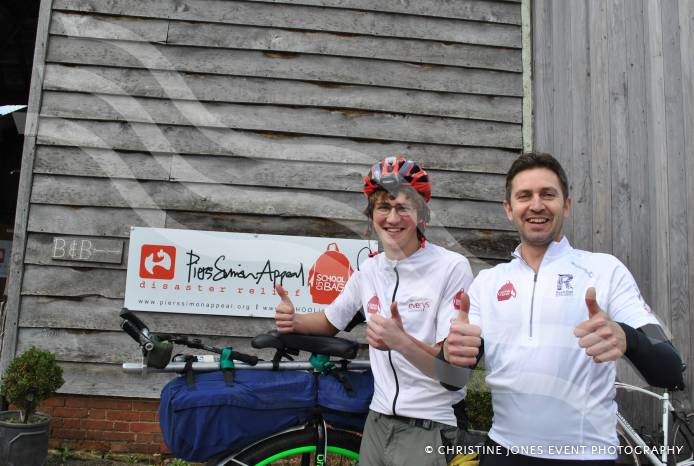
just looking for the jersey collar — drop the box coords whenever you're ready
[512,236,573,266]
[380,241,428,270]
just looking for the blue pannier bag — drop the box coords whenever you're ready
[159,369,317,462]
[318,369,374,430]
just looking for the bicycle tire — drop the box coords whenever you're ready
[208,426,362,466]
[617,424,641,466]
[670,417,694,466]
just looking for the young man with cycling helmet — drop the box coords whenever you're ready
[275,156,474,466]
[444,152,684,465]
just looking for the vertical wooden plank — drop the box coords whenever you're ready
[679,0,694,393]
[588,0,611,253]
[531,0,554,155]
[607,0,630,265]
[521,0,533,151]
[551,0,574,242]
[661,0,689,381]
[0,0,54,374]
[569,0,592,251]
[625,0,651,305]
[624,6,656,430]
[642,3,678,428]
[611,0,648,424]
[644,0,671,331]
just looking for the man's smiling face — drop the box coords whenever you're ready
[503,167,572,248]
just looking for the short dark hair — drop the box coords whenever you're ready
[505,152,569,202]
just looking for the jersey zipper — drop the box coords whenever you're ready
[529,272,538,338]
[388,266,400,416]
[512,251,544,340]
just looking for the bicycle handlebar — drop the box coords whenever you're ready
[121,320,154,351]
[120,309,150,335]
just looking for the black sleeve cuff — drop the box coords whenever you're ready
[437,346,462,391]
[618,322,641,358]
[617,322,685,390]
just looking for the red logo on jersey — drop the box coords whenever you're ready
[139,245,176,280]
[367,295,380,314]
[453,289,465,310]
[497,281,516,301]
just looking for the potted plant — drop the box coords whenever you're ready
[0,346,64,466]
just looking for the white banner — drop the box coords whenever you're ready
[124,227,375,317]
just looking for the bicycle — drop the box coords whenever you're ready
[120,309,370,466]
[615,381,694,466]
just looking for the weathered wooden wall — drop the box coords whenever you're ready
[2,0,523,397]
[533,0,694,430]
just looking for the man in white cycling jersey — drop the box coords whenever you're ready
[275,156,474,466]
[444,152,684,466]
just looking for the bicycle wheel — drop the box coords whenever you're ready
[671,417,694,465]
[616,425,641,466]
[208,426,362,466]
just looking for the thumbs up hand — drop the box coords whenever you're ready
[445,291,482,367]
[367,302,409,351]
[574,287,627,362]
[275,284,297,333]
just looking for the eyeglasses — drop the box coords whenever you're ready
[374,204,415,217]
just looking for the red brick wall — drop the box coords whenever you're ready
[39,395,169,455]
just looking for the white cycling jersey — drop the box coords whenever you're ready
[468,237,660,460]
[326,242,474,426]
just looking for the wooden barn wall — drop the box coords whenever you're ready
[2,0,523,397]
[532,0,694,430]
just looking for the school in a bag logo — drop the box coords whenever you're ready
[307,243,353,304]
[139,245,176,279]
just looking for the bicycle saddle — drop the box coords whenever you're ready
[252,331,359,359]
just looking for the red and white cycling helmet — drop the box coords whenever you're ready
[363,156,431,202]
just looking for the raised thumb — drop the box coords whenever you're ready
[275,284,292,304]
[390,301,401,321]
[585,287,600,318]
[458,291,470,323]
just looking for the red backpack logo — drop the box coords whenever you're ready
[367,295,380,314]
[453,289,465,310]
[139,245,176,279]
[497,281,517,302]
[308,243,354,304]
